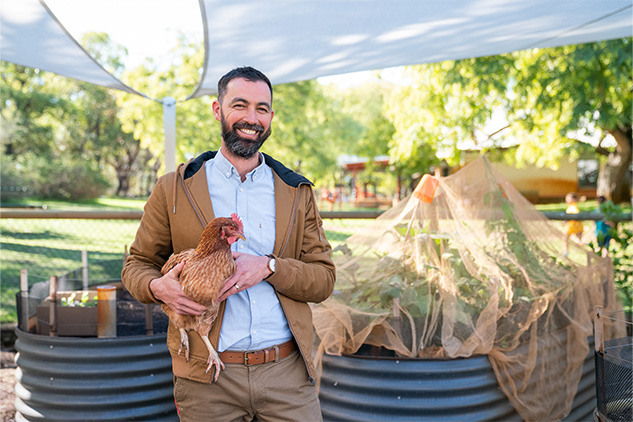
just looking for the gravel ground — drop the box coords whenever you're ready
[0,348,17,422]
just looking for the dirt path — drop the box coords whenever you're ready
[0,349,16,422]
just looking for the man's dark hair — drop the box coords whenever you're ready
[217,66,273,103]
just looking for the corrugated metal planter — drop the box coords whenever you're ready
[14,328,177,421]
[320,348,596,422]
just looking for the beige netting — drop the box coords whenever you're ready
[313,156,624,421]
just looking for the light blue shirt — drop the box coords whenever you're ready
[205,149,293,352]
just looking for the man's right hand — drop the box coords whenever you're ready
[149,261,206,316]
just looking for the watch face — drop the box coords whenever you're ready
[270,258,276,272]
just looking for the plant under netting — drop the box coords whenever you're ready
[313,157,625,421]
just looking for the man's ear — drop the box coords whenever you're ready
[212,100,221,122]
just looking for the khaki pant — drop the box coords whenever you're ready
[173,351,322,422]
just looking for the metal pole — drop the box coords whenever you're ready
[163,97,177,174]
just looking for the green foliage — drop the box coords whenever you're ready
[264,80,340,181]
[610,225,633,311]
[1,153,110,200]
[61,291,99,308]
[1,33,155,198]
[386,38,632,201]
[587,200,633,310]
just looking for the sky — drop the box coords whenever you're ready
[44,0,399,88]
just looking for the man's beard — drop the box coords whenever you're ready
[221,115,271,159]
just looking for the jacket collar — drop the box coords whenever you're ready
[183,150,313,188]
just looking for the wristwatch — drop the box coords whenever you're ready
[266,254,276,275]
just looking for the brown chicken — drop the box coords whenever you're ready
[160,213,245,381]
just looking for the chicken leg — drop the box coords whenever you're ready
[200,334,225,381]
[178,328,190,361]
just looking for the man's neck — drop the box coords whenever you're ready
[221,147,262,182]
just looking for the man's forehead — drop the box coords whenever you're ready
[224,78,272,102]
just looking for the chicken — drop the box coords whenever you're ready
[160,213,245,381]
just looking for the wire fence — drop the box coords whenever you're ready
[1,210,631,324]
[0,211,381,322]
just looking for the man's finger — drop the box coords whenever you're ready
[217,275,237,301]
[170,261,186,276]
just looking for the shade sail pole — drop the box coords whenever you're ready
[163,97,177,173]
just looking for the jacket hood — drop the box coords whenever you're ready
[182,150,313,188]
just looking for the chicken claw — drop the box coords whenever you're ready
[201,335,225,381]
[178,328,190,361]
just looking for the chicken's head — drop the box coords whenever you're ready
[221,213,245,245]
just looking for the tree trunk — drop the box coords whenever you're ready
[597,126,632,203]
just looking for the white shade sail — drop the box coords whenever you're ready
[190,0,632,98]
[1,0,631,100]
[0,0,145,96]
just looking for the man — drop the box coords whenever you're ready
[122,66,335,421]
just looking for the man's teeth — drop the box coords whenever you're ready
[240,128,257,135]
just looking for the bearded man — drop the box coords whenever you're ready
[122,66,335,422]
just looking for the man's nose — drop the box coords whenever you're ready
[243,106,257,123]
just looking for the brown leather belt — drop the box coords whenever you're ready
[219,340,297,366]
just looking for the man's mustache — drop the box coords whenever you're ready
[233,122,264,133]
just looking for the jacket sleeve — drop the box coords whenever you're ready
[267,185,335,303]
[121,175,174,304]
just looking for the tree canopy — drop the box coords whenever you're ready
[386,38,632,202]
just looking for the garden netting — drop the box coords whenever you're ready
[312,156,625,421]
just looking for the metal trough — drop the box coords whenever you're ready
[14,328,177,421]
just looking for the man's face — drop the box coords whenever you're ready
[213,78,274,159]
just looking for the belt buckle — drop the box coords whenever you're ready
[244,351,253,366]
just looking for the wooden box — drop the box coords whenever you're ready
[36,290,98,337]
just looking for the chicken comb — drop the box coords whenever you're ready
[231,213,244,231]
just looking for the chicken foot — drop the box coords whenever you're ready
[200,334,225,381]
[178,328,190,361]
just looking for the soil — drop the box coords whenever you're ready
[1,348,16,422]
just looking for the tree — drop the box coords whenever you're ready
[266,80,342,183]
[386,38,632,202]
[1,33,154,198]
[510,39,632,202]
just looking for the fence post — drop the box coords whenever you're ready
[49,276,58,337]
[594,306,604,353]
[20,269,29,331]
[82,250,89,290]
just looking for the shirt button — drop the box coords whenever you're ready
[226,171,230,177]
[239,187,244,192]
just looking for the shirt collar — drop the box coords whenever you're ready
[214,148,268,182]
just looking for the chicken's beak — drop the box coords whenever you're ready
[237,233,246,242]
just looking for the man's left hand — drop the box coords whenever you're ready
[217,252,272,302]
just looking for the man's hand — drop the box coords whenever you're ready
[217,252,272,302]
[149,261,206,315]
